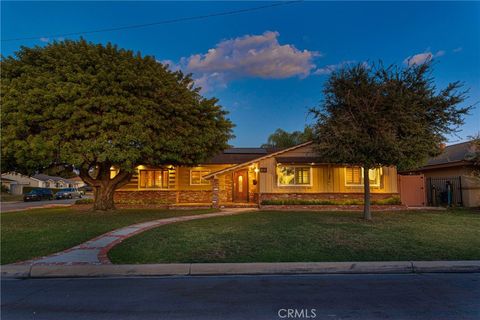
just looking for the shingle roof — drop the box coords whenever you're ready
[275,156,325,164]
[424,141,477,167]
[204,147,283,164]
[32,174,74,183]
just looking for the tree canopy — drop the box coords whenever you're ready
[1,39,234,210]
[311,62,470,219]
[261,126,314,149]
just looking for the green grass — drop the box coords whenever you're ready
[109,209,480,264]
[0,208,216,264]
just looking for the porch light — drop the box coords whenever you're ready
[254,167,260,174]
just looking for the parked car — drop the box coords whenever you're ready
[78,185,93,195]
[23,188,54,201]
[55,188,82,200]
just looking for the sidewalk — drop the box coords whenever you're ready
[3,260,479,278]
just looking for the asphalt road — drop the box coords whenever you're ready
[2,273,479,320]
[1,196,91,212]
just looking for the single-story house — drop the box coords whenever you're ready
[114,141,399,207]
[401,140,480,207]
[0,172,84,194]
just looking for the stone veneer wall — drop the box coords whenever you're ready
[115,191,177,204]
[115,190,213,204]
[178,190,212,203]
[260,193,399,202]
[219,174,233,203]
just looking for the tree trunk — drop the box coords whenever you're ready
[363,167,372,220]
[93,183,117,211]
[79,164,132,211]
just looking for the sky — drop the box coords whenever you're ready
[2,1,479,147]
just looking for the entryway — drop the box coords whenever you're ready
[233,170,248,202]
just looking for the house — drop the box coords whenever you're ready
[0,172,84,195]
[114,141,399,207]
[401,140,480,207]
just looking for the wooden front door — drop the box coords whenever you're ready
[233,170,248,202]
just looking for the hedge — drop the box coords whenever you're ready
[260,196,402,206]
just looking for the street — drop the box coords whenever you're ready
[1,196,90,212]
[2,273,479,320]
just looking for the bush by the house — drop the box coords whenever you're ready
[114,199,172,205]
[75,198,94,204]
[261,196,401,206]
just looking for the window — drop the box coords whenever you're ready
[139,170,169,189]
[190,170,210,185]
[345,167,382,187]
[277,166,311,186]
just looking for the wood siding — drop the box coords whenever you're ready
[257,144,398,194]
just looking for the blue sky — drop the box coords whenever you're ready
[2,1,479,147]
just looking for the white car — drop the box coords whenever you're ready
[55,188,82,199]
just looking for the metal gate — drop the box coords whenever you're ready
[426,176,463,207]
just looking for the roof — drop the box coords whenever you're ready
[32,174,74,183]
[204,147,282,164]
[204,141,314,178]
[276,156,325,164]
[423,141,477,168]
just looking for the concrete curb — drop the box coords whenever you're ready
[2,261,479,279]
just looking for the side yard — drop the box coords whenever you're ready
[0,208,216,265]
[109,209,480,263]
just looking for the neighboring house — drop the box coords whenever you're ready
[32,174,79,189]
[115,141,399,206]
[67,176,86,188]
[0,172,83,194]
[401,140,480,207]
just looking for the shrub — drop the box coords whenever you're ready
[114,199,172,205]
[261,196,401,206]
[75,198,94,204]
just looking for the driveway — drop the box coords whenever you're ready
[2,273,479,319]
[1,196,91,213]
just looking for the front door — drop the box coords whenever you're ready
[233,170,248,202]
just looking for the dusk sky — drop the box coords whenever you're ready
[2,1,479,147]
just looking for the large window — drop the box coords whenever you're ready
[345,167,381,187]
[139,170,169,189]
[190,170,210,185]
[277,166,311,186]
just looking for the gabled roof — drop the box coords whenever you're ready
[32,174,74,183]
[204,141,314,178]
[203,147,283,164]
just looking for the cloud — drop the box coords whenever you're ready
[313,60,356,75]
[39,37,50,43]
[180,31,319,91]
[404,50,445,66]
[453,47,463,53]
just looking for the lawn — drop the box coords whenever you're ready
[109,209,480,264]
[0,207,216,264]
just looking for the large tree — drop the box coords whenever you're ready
[261,126,314,148]
[311,62,470,220]
[1,40,234,210]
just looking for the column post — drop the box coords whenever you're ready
[212,177,220,208]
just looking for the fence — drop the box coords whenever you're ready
[426,176,463,207]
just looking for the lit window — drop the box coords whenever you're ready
[139,170,169,189]
[345,167,381,186]
[277,166,311,186]
[190,170,210,185]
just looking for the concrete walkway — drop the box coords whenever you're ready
[14,208,257,266]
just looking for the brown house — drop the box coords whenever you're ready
[114,141,399,207]
[401,140,480,207]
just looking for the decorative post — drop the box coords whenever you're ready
[212,177,220,208]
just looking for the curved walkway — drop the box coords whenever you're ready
[15,208,257,266]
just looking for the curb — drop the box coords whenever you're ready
[2,261,479,279]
